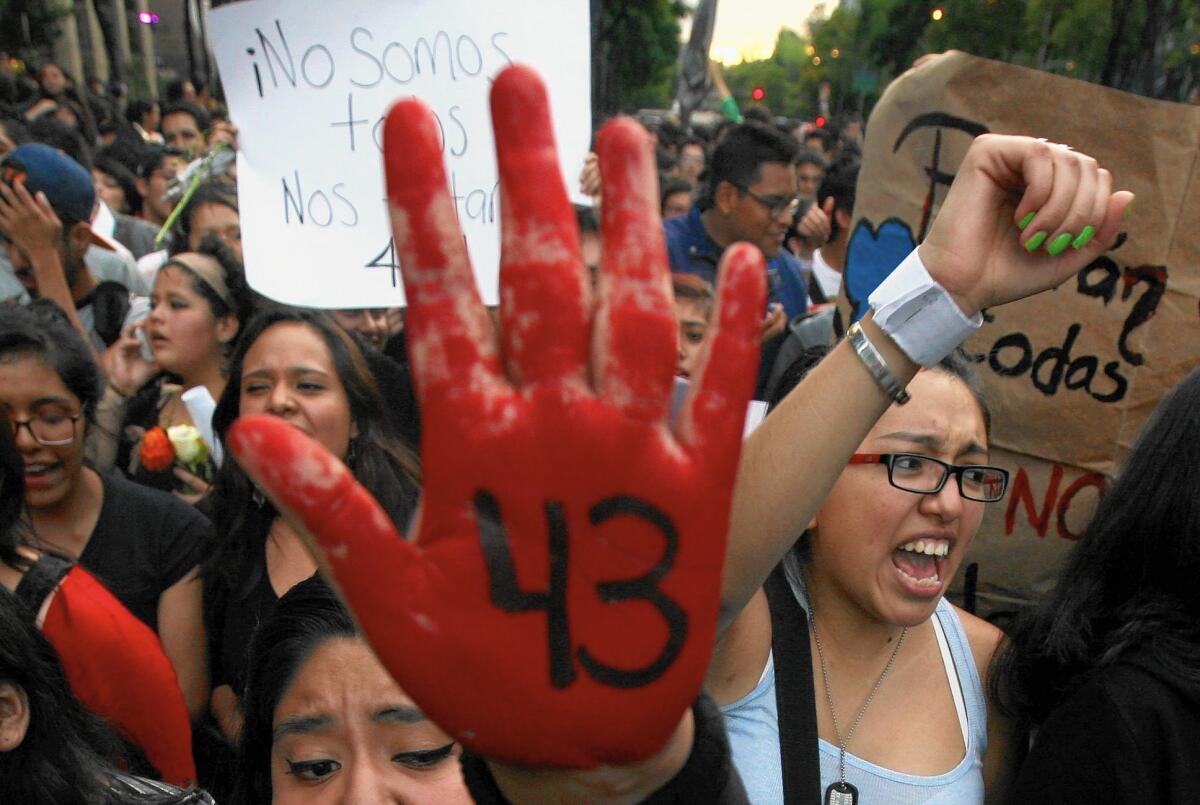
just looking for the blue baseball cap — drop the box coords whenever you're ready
[2,143,96,223]
[1,143,115,250]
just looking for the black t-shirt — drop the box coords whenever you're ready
[1008,656,1200,804]
[205,563,296,693]
[378,331,421,451]
[79,471,212,631]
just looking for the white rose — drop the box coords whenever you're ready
[167,424,209,466]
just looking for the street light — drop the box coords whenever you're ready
[831,48,841,59]
[812,56,822,66]
[931,7,945,20]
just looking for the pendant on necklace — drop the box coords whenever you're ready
[825,780,858,805]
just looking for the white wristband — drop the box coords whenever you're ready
[867,248,983,367]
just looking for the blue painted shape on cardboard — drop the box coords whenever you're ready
[844,217,917,323]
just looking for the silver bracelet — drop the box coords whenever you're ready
[848,321,910,405]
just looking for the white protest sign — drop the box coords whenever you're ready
[209,0,591,307]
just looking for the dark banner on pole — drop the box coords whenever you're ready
[675,0,718,128]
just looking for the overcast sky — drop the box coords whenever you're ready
[692,0,831,64]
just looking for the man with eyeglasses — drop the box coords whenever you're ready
[663,123,809,323]
[663,124,810,394]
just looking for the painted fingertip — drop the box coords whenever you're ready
[382,99,446,203]
[596,116,653,160]
[491,64,551,151]
[1025,231,1048,253]
[718,243,768,339]
[1018,211,1036,230]
[1071,226,1096,249]
[1046,233,1073,257]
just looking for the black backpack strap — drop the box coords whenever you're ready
[14,552,74,617]
[764,561,822,805]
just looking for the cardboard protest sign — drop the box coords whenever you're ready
[209,0,590,307]
[838,51,1200,617]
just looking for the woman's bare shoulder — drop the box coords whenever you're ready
[951,603,1005,679]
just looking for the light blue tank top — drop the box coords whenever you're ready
[721,561,988,805]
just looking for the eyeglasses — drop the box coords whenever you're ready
[10,410,83,446]
[736,186,802,218]
[849,453,1009,502]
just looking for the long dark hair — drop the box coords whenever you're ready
[0,412,28,570]
[205,308,420,597]
[231,576,356,804]
[0,587,118,800]
[0,586,210,803]
[123,235,259,438]
[992,366,1200,726]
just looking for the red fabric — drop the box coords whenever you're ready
[41,566,195,785]
[227,66,765,770]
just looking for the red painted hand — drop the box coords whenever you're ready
[227,65,765,768]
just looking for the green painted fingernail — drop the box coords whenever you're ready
[1071,225,1095,249]
[1018,211,1036,230]
[1047,233,1073,256]
[1025,231,1048,252]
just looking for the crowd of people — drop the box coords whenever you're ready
[0,50,1192,805]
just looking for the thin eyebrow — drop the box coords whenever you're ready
[373,705,426,725]
[960,443,990,460]
[273,714,334,741]
[23,396,77,413]
[243,367,330,380]
[879,431,942,451]
[879,431,989,459]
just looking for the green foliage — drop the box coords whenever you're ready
[924,0,1028,61]
[593,0,688,114]
[0,0,70,66]
[724,31,805,118]
[720,0,1196,123]
[722,8,874,120]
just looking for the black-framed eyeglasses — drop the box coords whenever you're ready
[849,452,1009,502]
[735,186,802,218]
[9,410,83,446]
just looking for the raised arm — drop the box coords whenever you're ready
[0,181,93,350]
[720,134,1132,618]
